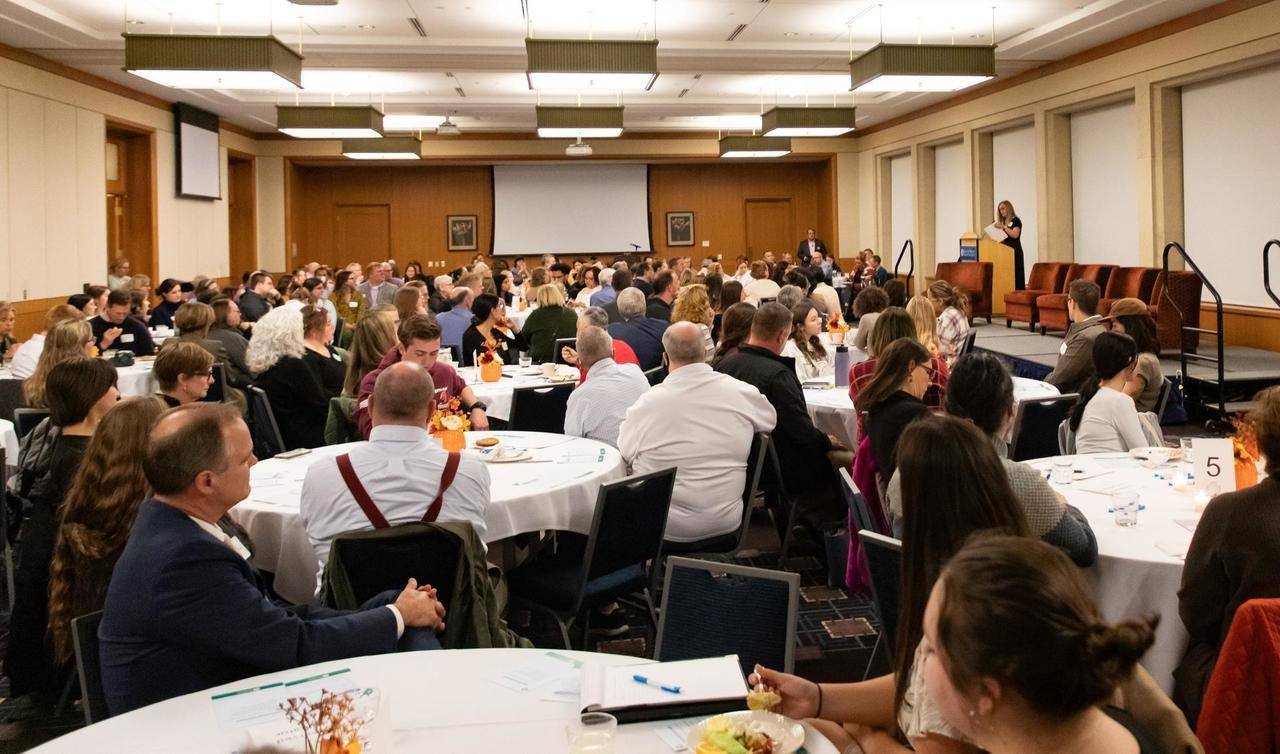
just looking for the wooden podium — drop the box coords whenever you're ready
[977,238,1015,316]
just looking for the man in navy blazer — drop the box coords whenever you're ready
[795,228,827,266]
[607,288,668,371]
[99,403,447,715]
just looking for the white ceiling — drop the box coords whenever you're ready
[0,0,1222,134]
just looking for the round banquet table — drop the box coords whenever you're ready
[1027,452,1197,693]
[458,363,580,423]
[229,431,625,604]
[1,419,16,466]
[29,649,839,754]
[506,305,535,332]
[113,360,157,397]
[801,375,1057,450]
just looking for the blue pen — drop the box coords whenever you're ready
[632,674,682,694]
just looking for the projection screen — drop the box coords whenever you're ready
[491,163,651,256]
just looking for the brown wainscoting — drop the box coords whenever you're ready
[9,295,71,342]
[1201,303,1280,351]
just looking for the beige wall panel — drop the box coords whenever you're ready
[0,89,9,300]
[43,99,80,296]
[256,156,286,272]
[7,90,47,301]
[75,108,106,288]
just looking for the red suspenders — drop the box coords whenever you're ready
[335,451,461,528]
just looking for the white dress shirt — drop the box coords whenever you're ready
[10,333,44,379]
[299,424,491,578]
[564,358,651,447]
[743,279,781,305]
[617,363,776,542]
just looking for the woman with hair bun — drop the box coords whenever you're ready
[921,535,1161,753]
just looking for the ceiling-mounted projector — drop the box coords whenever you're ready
[565,137,592,157]
[436,115,460,135]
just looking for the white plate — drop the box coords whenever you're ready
[685,711,804,754]
[1130,446,1175,466]
[477,449,532,463]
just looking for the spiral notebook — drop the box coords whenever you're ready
[579,655,748,724]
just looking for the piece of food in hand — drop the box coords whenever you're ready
[476,436,500,448]
[746,686,782,712]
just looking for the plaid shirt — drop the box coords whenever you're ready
[848,356,950,438]
[936,307,971,360]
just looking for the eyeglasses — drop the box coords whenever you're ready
[915,363,935,379]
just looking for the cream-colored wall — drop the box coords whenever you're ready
[840,0,1280,296]
[0,55,256,300]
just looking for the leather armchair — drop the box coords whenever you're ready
[1035,264,1117,334]
[934,262,993,324]
[1097,267,1159,316]
[1149,271,1203,353]
[1003,262,1070,329]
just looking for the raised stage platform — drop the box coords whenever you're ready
[972,320,1280,416]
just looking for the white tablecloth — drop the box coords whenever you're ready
[507,305,535,332]
[229,431,625,603]
[458,364,579,423]
[30,649,838,754]
[1,419,16,466]
[1031,453,1195,692]
[114,361,156,397]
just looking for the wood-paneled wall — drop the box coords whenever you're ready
[288,164,493,272]
[648,161,835,260]
[286,159,836,271]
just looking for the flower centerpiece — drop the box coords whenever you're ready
[279,688,372,754]
[430,397,470,452]
[478,340,504,383]
[1230,414,1263,490]
[827,312,847,345]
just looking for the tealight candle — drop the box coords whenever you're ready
[1171,472,1189,492]
[1194,489,1212,513]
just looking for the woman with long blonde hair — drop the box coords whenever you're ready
[46,397,166,667]
[995,199,1026,289]
[343,308,398,396]
[24,319,95,407]
[906,294,941,358]
[671,283,715,360]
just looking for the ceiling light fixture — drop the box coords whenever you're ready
[525,39,658,91]
[849,43,994,93]
[124,34,303,90]
[718,135,791,158]
[761,106,855,137]
[276,105,384,138]
[536,105,623,139]
[382,114,446,131]
[342,136,422,160]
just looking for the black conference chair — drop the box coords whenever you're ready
[839,467,884,535]
[508,383,574,434]
[655,557,799,676]
[1008,393,1079,462]
[71,610,109,725]
[858,530,902,681]
[201,363,226,404]
[321,524,464,617]
[553,338,576,365]
[663,432,768,557]
[13,408,49,440]
[760,439,801,560]
[506,468,676,648]
[246,386,286,459]
[642,366,666,386]
[1154,378,1174,424]
[957,330,978,357]
[0,378,25,424]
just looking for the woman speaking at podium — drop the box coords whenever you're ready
[994,199,1026,290]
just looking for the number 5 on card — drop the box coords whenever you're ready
[1192,438,1235,493]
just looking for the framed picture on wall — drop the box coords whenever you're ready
[666,211,694,247]
[447,215,478,251]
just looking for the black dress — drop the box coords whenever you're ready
[4,434,90,699]
[255,355,329,450]
[148,299,182,329]
[304,346,346,398]
[865,390,929,479]
[1000,216,1027,290]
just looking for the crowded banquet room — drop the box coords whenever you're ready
[2,0,1280,751]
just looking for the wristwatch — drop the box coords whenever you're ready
[468,401,488,413]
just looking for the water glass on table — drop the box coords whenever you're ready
[518,351,532,368]
[1112,490,1139,527]
[1050,456,1074,485]
[1179,436,1194,464]
[567,711,616,753]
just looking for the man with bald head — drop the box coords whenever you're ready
[99,403,448,715]
[563,326,650,447]
[619,322,776,548]
[302,361,491,567]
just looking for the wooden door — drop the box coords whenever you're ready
[744,198,794,259]
[335,204,391,268]
[227,155,257,278]
[106,194,125,261]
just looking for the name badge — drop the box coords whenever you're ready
[121,334,135,343]
[348,301,359,308]
[1059,342,1067,355]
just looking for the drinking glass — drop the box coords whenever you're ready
[1050,456,1074,485]
[567,712,616,754]
[519,352,532,368]
[1112,491,1139,527]
[1179,436,1194,464]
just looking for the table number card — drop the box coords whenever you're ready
[1192,438,1235,494]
